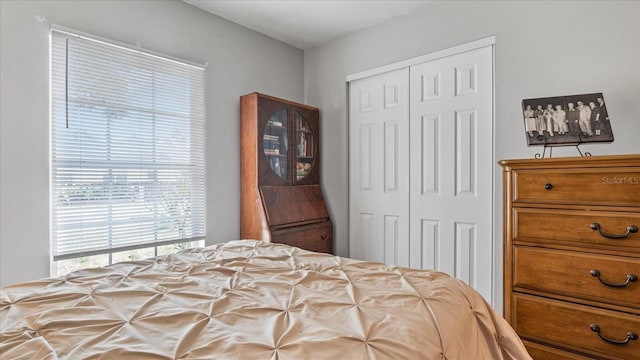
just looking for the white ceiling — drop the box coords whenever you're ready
[183,0,433,50]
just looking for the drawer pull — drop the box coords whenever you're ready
[590,223,638,239]
[544,183,553,190]
[321,234,328,241]
[590,324,638,345]
[590,269,638,288]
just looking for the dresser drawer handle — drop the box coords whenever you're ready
[590,324,638,345]
[590,223,638,239]
[544,183,553,190]
[321,234,328,241]
[590,269,638,288]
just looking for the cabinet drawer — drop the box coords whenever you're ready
[513,294,640,360]
[523,340,594,360]
[512,168,640,207]
[271,221,332,254]
[513,246,640,310]
[514,208,640,253]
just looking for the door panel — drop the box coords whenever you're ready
[409,45,493,301]
[348,45,494,303]
[349,68,410,266]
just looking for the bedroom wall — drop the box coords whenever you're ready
[0,0,304,287]
[303,0,640,310]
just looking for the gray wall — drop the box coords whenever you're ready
[304,0,640,310]
[0,0,304,287]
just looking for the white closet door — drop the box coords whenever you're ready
[349,68,410,266]
[409,46,493,300]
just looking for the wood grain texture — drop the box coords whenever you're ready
[500,155,640,360]
[271,221,332,254]
[513,294,640,360]
[514,208,640,255]
[513,246,640,311]
[240,94,268,240]
[513,168,640,207]
[260,185,329,226]
[523,340,595,360]
[240,93,332,253]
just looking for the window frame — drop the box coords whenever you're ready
[49,26,206,276]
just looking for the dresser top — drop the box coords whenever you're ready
[499,154,640,170]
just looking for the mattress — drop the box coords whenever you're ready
[1,240,531,359]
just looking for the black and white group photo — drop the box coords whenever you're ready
[522,92,614,146]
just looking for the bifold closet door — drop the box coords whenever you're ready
[409,45,493,301]
[348,68,410,266]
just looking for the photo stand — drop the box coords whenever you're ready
[534,132,593,159]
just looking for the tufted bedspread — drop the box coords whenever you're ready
[1,240,531,359]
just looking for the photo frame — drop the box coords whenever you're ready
[522,92,614,146]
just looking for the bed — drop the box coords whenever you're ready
[1,240,531,359]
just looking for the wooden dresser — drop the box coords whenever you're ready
[500,155,640,360]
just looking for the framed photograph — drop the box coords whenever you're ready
[522,92,614,146]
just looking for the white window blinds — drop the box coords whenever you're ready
[51,28,206,261]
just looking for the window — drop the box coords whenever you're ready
[50,27,206,276]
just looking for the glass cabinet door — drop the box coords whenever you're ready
[295,111,315,181]
[263,109,288,180]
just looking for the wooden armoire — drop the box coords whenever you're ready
[240,93,332,254]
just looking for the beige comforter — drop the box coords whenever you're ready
[1,240,531,359]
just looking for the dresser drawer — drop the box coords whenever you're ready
[513,294,640,360]
[512,168,640,207]
[513,246,640,310]
[271,221,332,254]
[514,208,640,253]
[523,340,594,360]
